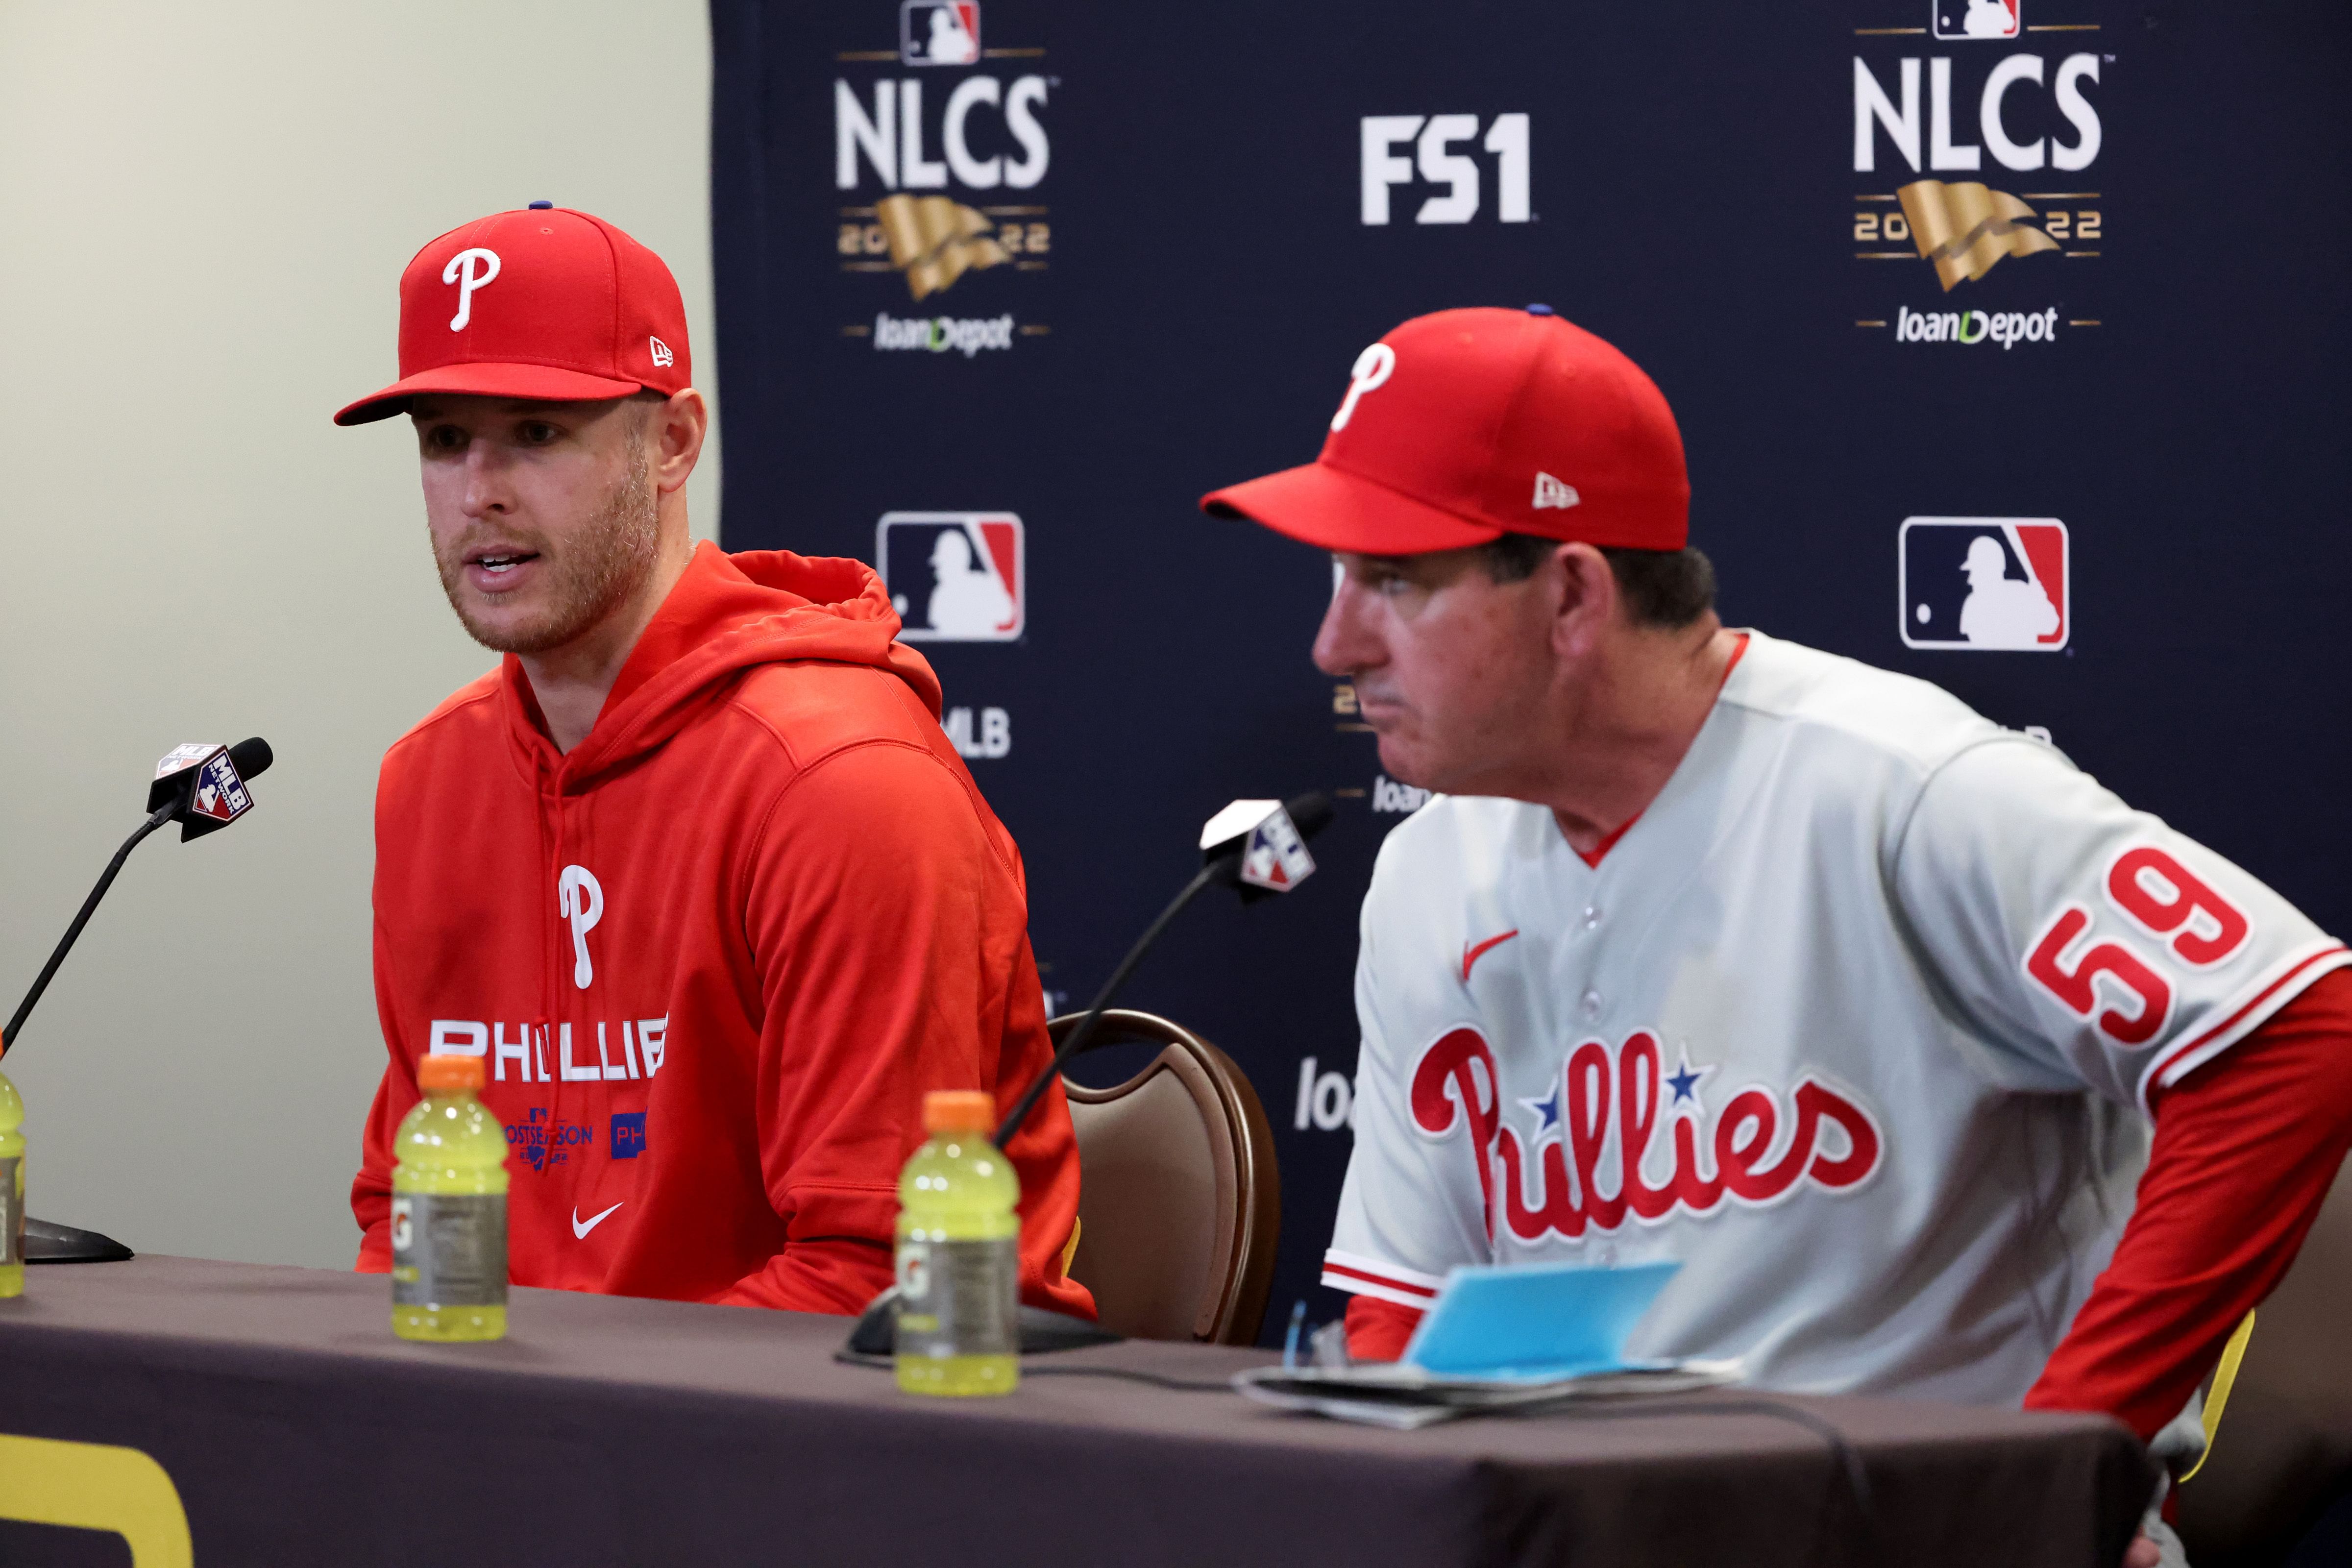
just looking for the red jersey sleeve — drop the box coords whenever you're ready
[714,739,1089,1318]
[2028,967,2352,1439]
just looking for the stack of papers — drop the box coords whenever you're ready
[1233,1358,1742,1430]
[1232,1258,1742,1429]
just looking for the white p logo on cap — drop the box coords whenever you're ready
[442,246,501,331]
[1330,342,1396,432]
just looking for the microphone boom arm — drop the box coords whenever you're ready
[992,861,1219,1148]
[0,802,176,1055]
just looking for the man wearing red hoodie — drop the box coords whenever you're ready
[334,203,1092,1320]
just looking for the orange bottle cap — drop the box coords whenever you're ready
[923,1089,995,1134]
[417,1054,487,1092]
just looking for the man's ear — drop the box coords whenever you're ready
[1547,541,1622,661]
[651,389,708,495]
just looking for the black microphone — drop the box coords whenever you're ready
[2,737,274,1054]
[147,736,274,842]
[845,792,1335,1357]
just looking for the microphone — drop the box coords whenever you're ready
[147,737,274,841]
[2,737,274,1054]
[1200,794,1334,902]
[845,792,1335,1357]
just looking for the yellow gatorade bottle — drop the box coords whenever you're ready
[391,1054,508,1342]
[0,1066,24,1299]
[894,1090,1020,1396]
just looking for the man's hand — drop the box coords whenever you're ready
[2122,1531,2160,1568]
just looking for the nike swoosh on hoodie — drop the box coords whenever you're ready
[349,542,1093,1323]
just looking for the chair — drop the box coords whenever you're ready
[2174,1156,2352,1568]
[1053,1009,1281,1346]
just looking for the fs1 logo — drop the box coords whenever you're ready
[901,1,979,64]
[1360,114,1530,225]
[878,512,1024,640]
[1935,0,2018,41]
[1900,517,2067,651]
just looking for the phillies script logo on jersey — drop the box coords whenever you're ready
[1410,1027,1884,1245]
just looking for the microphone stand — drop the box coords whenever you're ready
[2,802,175,1056]
[846,793,1329,1358]
[991,862,1218,1148]
[0,803,173,1265]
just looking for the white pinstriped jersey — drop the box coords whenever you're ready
[1324,632,2347,1402]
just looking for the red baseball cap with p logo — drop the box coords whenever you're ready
[334,203,690,426]
[1201,306,1690,555]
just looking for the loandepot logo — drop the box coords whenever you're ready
[1895,304,2058,346]
[871,311,1016,355]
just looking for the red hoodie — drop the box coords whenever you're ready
[352,541,1094,1319]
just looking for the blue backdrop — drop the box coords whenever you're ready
[708,0,2352,1342]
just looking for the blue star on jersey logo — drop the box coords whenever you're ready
[1665,1049,1713,1114]
[1520,1084,1563,1139]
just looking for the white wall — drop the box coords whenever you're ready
[0,1,719,1268]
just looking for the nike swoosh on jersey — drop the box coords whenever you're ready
[572,1201,624,1239]
[1462,929,1520,980]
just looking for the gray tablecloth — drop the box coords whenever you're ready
[0,1255,2153,1566]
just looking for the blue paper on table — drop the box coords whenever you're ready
[1400,1260,1681,1382]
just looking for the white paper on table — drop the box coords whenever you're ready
[1231,1358,1744,1429]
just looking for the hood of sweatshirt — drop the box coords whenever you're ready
[498,541,943,789]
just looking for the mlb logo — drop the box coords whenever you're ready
[611,1112,647,1160]
[1900,517,2068,651]
[878,512,1025,641]
[188,750,252,823]
[901,1,980,64]
[1933,0,2019,39]
[1240,811,1317,893]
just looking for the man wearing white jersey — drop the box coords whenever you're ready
[1203,306,2352,1564]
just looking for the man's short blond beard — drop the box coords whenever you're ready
[435,438,658,656]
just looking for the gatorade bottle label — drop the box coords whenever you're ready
[894,1236,1018,1359]
[0,1156,20,1268]
[391,1193,508,1308]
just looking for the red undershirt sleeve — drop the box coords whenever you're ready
[2027,966,2352,1440]
[1345,1292,1424,1363]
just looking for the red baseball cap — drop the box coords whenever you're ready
[334,203,691,426]
[1200,306,1689,554]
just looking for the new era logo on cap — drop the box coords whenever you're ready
[1533,472,1578,510]
[335,204,692,426]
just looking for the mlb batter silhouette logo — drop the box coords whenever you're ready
[1900,517,2068,651]
[878,512,1026,641]
[1934,0,2019,39]
[901,1,980,64]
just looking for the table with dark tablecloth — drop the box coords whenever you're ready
[0,1255,2153,1566]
